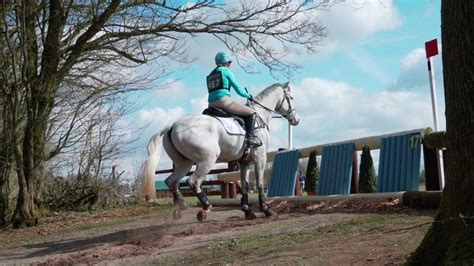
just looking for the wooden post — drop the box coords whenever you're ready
[221,182,229,199]
[229,182,237,198]
[295,172,302,196]
[351,150,359,194]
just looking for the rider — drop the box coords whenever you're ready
[207,52,262,148]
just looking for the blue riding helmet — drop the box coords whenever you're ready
[215,52,232,65]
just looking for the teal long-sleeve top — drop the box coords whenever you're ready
[208,66,251,102]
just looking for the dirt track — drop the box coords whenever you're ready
[0,199,435,265]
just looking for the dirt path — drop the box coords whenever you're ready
[0,199,436,265]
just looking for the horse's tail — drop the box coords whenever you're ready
[139,132,164,200]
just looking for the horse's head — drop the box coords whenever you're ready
[276,83,300,126]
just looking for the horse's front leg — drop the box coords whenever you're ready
[240,162,257,220]
[255,153,276,217]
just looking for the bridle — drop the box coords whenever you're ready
[248,86,298,124]
[276,87,297,121]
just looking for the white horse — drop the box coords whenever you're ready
[140,82,300,221]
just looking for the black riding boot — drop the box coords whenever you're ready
[244,113,262,148]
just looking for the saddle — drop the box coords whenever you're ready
[202,107,245,135]
[203,107,259,162]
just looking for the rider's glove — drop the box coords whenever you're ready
[248,94,253,101]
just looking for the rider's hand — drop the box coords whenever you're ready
[248,94,254,101]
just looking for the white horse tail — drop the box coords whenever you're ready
[139,132,163,200]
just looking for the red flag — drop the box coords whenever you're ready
[425,39,439,58]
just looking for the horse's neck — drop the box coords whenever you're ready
[254,87,282,126]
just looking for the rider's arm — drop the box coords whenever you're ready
[222,68,251,99]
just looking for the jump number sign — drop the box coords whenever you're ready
[409,133,421,149]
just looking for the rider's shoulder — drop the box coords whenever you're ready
[216,66,231,73]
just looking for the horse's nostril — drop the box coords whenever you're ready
[292,117,300,126]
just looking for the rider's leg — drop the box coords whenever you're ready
[209,97,262,147]
[242,113,262,147]
[209,96,254,115]
[187,159,216,210]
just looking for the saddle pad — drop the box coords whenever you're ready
[213,116,245,136]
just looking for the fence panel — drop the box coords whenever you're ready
[267,149,301,197]
[319,142,355,195]
[377,132,422,192]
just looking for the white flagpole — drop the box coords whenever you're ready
[288,123,293,149]
[427,54,445,189]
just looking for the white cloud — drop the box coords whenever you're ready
[185,1,403,69]
[391,46,444,92]
[138,106,186,137]
[186,35,230,68]
[315,0,403,56]
[287,77,444,151]
[190,95,209,114]
[154,79,190,99]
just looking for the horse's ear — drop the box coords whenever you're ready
[284,81,290,91]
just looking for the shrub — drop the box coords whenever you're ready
[304,150,320,194]
[358,145,377,193]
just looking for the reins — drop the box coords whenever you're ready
[248,89,295,119]
[249,98,282,117]
[247,87,296,131]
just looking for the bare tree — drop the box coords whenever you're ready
[0,0,326,227]
[43,102,132,211]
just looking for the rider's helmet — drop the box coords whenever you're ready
[215,52,232,65]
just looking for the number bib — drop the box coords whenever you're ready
[206,68,227,93]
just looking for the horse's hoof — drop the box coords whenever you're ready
[245,210,257,220]
[178,202,188,210]
[197,210,209,222]
[173,209,182,220]
[263,209,277,217]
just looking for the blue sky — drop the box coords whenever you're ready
[120,0,444,180]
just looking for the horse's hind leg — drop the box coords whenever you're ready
[187,160,216,222]
[163,130,193,216]
[165,162,193,211]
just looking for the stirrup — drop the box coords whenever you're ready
[246,137,262,148]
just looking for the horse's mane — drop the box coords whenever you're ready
[253,82,289,102]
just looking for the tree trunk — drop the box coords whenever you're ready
[0,154,10,226]
[408,1,474,264]
[11,90,51,227]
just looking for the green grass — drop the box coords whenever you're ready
[152,213,430,265]
[153,222,334,264]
